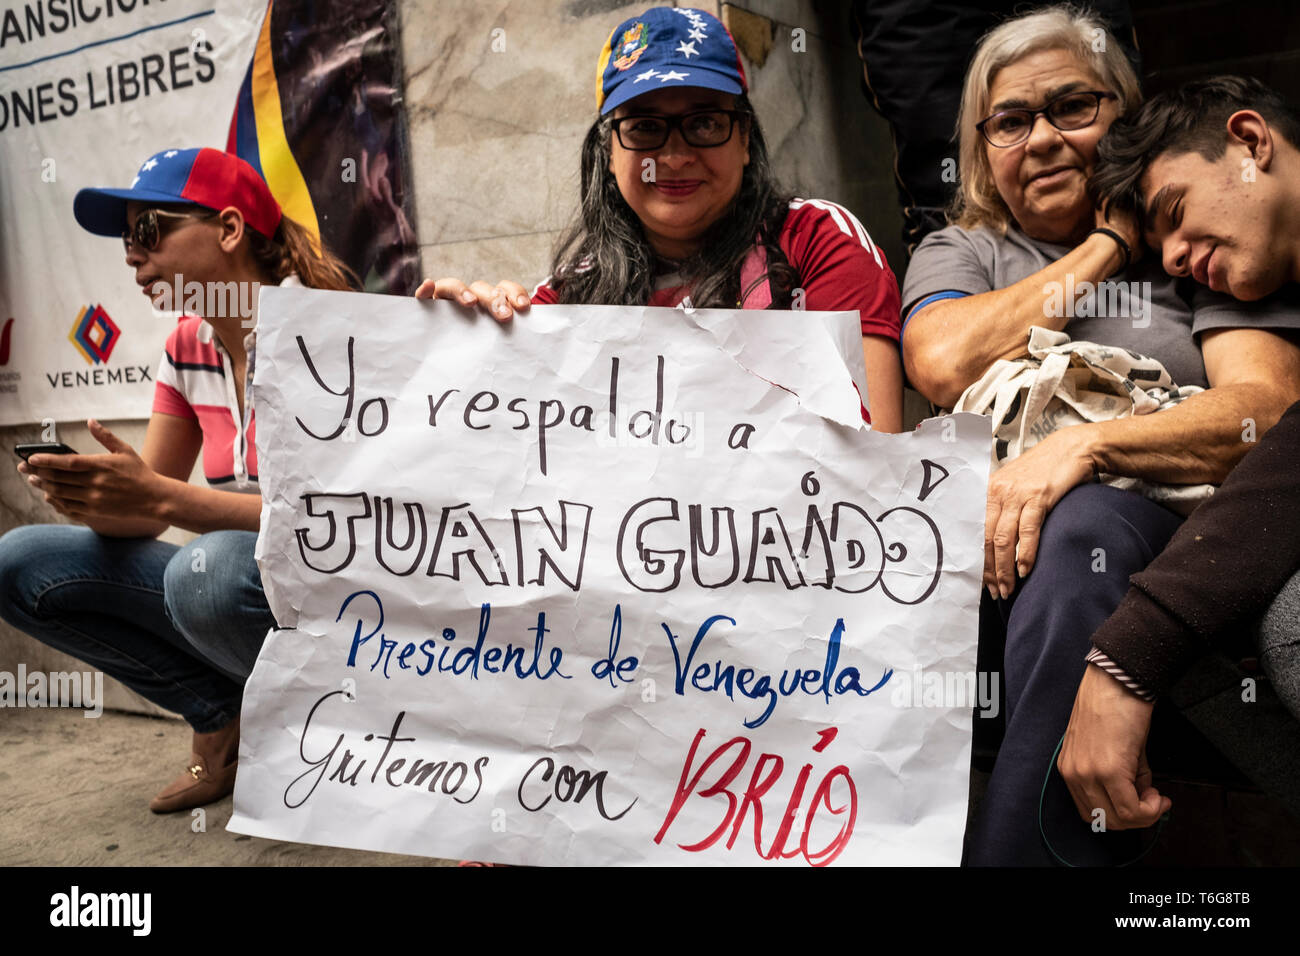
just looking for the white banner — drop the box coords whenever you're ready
[230,288,991,866]
[0,0,265,425]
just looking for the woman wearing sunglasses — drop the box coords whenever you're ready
[418,5,904,431]
[0,147,354,813]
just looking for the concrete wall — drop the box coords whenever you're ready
[401,0,905,286]
[0,0,905,717]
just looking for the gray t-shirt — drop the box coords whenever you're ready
[901,224,1300,389]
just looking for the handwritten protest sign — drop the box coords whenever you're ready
[228,289,991,865]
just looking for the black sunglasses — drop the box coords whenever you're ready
[121,208,218,253]
[611,109,749,150]
[976,90,1118,148]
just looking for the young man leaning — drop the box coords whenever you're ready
[1058,75,1300,834]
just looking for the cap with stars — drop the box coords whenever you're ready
[596,6,747,115]
[73,147,283,240]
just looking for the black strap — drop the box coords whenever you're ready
[1089,226,1131,275]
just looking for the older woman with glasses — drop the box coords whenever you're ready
[900,5,1300,865]
[0,148,354,814]
[419,5,904,431]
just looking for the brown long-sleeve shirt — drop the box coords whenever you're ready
[1090,400,1300,696]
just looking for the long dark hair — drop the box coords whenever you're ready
[550,93,800,308]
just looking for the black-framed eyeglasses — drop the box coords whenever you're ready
[611,109,748,150]
[121,208,217,253]
[976,90,1118,147]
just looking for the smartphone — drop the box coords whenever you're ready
[14,443,78,461]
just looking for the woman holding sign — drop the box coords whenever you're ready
[416,5,905,431]
[0,148,354,813]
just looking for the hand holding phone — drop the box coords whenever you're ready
[14,443,78,461]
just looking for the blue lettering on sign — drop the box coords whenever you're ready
[340,590,571,684]
[661,615,892,729]
[336,591,886,729]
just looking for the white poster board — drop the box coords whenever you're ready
[230,288,990,866]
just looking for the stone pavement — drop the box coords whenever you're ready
[0,707,449,866]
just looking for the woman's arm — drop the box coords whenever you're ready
[862,335,904,433]
[774,201,904,430]
[904,229,1129,408]
[150,477,262,535]
[982,326,1300,596]
[21,414,261,537]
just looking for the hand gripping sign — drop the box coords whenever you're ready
[228,289,990,866]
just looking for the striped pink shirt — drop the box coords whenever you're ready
[152,317,259,494]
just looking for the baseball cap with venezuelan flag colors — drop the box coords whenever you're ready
[74,147,283,240]
[596,7,748,115]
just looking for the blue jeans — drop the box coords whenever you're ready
[0,525,276,732]
[964,483,1185,866]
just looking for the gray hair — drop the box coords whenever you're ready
[951,4,1142,233]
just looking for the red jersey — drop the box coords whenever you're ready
[529,198,901,340]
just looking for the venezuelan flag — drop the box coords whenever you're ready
[595,26,617,113]
[222,0,419,294]
[226,0,320,243]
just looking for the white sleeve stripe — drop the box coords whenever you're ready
[168,374,228,409]
[794,198,852,242]
[790,198,883,268]
[807,199,860,243]
[155,358,181,390]
[531,276,553,297]
[808,199,882,267]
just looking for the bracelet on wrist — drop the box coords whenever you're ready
[1089,226,1131,275]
